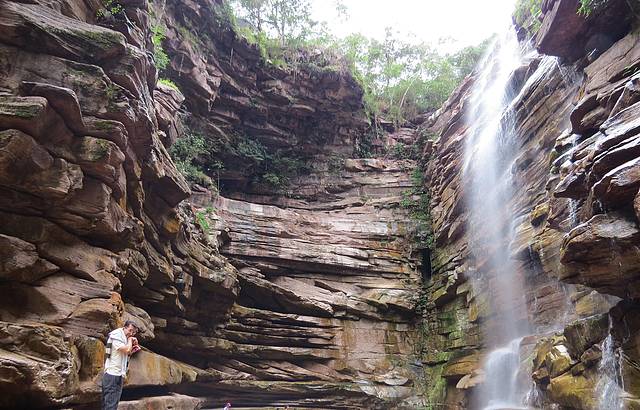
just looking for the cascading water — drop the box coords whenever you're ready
[463,27,534,410]
[596,327,625,409]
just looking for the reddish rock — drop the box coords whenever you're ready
[560,213,640,298]
[535,0,632,62]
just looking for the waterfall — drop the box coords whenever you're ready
[463,27,532,410]
[596,327,625,409]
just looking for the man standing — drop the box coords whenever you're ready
[102,320,141,410]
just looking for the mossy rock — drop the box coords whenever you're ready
[563,314,608,358]
[548,371,597,409]
[0,97,45,119]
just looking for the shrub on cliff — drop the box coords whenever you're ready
[226,1,487,126]
[231,0,317,47]
[169,133,222,188]
[338,30,489,124]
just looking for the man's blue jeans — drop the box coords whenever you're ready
[101,373,123,410]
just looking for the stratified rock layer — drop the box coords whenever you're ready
[0,0,424,408]
[420,3,640,408]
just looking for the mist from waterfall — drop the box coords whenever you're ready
[463,27,531,410]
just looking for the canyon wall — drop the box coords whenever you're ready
[0,0,427,408]
[419,0,640,408]
[3,0,640,408]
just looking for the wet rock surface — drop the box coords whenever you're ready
[420,2,640,408]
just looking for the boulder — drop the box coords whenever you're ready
[0,234,58,283]
[548,371,597,409]
[118,394,204,410]
[563,314,609,359]
[125,350,199,387]
[0,322,79,408]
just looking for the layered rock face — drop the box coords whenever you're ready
[0,0,425,408]
[184,156,423,408]
[419,0,640,408]
[0,0,242,407]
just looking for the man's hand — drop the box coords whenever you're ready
[127,337,140,355]
[131,337,141,354]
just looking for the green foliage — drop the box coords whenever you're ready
[418,128,438,143]
[158,78,180,91]
[236,137,268,163]
[336,30,490,125]
[226,0,349,73]
[224,1,487,125]
[195,210,211,233]
[354,128,376,158]
[104,83,119,102]
[578,0,606,16]
[515,0,605,29]
[169,133,221,187]
[152,24,170,71]
[96,0,124,19]
[231,0,316,47]
[175,161,212,187]
[218,0,240,27]
[391,143,416,160]
[262,172,285,187]
[176,23,201,50]
[227,134,309,188]
[400,168,434,250]
[262,153,308,188]
[327,153,345,175]
[514,0,543,33]
[195,207,216,234]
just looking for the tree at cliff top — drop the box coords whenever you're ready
[228,0,488,125]
[231,0,317,46]
[338,29,489,124]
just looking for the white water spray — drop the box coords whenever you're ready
[596,330,625,409]
[463,28,532,409]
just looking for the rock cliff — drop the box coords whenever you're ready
[419,0,640,408]
[0,0,425,408]
[3,0,640,408]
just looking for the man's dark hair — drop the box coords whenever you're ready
[124,320,139,330]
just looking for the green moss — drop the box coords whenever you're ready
[82,138,112,161]
[93,120,115,131]
[6,104,41,119]
[401,167,434,250]
[422,363,448,410]
[158,78,180,92]
[79,29,123,48]
[94,139,111,159]
[104,83,119,101]
[327,153,345,175]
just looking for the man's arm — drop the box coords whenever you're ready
[116,337,135,354]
